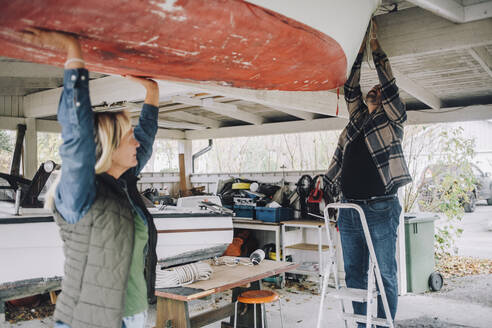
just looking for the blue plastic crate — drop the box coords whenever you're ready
[233,205,255,218]
[255,207,293,223]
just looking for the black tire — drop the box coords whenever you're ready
[429,271,443,291]
[464,193,476,213]
[487,198,492,206]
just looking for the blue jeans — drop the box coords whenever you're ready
[54,310,147,328]
[338,198,401,328]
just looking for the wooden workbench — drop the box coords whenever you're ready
[155,258,298,328]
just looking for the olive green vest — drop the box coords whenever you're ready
[53,175,136,328]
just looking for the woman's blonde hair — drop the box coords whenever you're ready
[45,110,132,211]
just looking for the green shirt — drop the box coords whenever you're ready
[124,214,149,316]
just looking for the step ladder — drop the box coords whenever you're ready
[316,203,394,328]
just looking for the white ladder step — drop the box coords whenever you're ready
[331,287,378,302]
[342,313,391,327]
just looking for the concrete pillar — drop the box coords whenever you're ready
[24,118,38,179]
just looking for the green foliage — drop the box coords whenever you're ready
[0,130,14,173]
[0,130,12,152]
[418,127,476,256]
[37,132,62,166]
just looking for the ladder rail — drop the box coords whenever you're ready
[316,206,347,328]
[326,202,394,328]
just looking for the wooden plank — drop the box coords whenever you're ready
[0,277,61,301]
[286,243,331,251]
[155,259,298,301]
[49,291,58,305]
[190,303,235,328]
[156,297,191,328]
[179,153,188,196]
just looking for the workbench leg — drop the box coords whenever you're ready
[155,297,191,328]
[226,281,265,328]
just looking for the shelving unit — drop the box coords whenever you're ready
[281,220,333,291]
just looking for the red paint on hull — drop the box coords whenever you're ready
[0,0,347,91]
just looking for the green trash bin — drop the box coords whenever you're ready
[404,213,442,293]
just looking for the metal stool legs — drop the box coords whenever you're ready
[233,298,284,328]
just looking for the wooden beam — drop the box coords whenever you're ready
[272,106,315,120]
[37,119,61,133]
[0,62,64,78]
[374,7,492,59]
[407,0,465,23]
[172,95,264,125]
[158,121,206,130]
[155,128,186,140]
[469,47,492,78]
[155,297,191,328]
[407,0,492,23]
[177,140,192,196]
[174,82,346,117]
[131,117,204,130]
[23,75,196,118]
[190,303,235,327]
[465,1,492,23]
[162,111,222,128]
[0,116,25,130]
[184,104,492,140]
[185,117,348,140]
[406,104,492,125]
[392,68,442,110]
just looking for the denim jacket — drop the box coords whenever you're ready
[54,68,158,224]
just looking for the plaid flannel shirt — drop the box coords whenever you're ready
[325,48,412,197]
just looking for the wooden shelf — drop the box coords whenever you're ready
[285,243,331,251]
[281,220,325,227]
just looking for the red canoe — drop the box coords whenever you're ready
[0,0,348,91]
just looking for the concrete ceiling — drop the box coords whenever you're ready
[0,2,491,140]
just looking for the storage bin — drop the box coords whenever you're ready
[233,205,255,218]
[255,207,293,223]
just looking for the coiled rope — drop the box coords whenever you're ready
[155,262,213,288]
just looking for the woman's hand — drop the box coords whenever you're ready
[22,28,76,51]
[124,76,159,107]
[21,28,84,68]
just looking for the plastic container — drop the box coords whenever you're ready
[234,205,255,219]
[404,213,441,293]
[255,207,293,223]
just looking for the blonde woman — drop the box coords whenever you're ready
[22,28,159,328]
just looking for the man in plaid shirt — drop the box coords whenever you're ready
[324,23,411,327]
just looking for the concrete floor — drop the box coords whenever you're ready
[5,275,492,328]
[4,206,492,328]
[455,202,492,259]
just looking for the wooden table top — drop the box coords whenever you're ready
[155,257,298,301]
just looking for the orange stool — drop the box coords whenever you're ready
[234,290,284,328]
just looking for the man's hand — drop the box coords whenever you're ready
[359,34,367,54]
[369,19,380,52]
[124,76,159,107]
